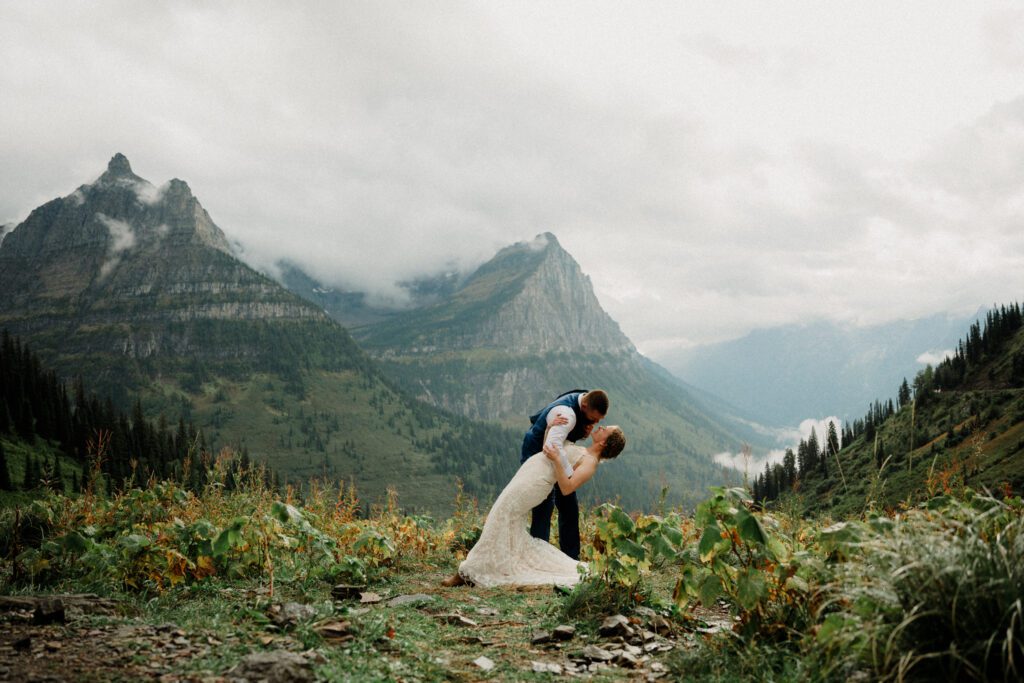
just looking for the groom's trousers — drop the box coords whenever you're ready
[529,486,581,561]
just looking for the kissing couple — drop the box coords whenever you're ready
[443,389,626,587]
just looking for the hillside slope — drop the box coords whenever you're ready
[0,154,520,513]
[765,304,1024,516]
[351,234,769,509]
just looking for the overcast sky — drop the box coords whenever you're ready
[3,1,1024,355]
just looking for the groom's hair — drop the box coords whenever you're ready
[582,390,609,416]
[600,428,626,460]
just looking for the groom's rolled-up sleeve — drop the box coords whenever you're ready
[544,407,575,478]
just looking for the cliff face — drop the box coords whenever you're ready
[349,233,764,508]
[0,154,525,515]
[358,233,634,355]
[0,154,329,368]
[471,235,634,354]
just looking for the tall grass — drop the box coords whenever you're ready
[820,493,1024,681]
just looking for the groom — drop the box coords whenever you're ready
[521,389,609,560]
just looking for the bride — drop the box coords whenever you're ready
[442,423,626,587]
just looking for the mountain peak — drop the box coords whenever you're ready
[358,232,634,355]
[106,153,133,177]
[538,231,559,247]
[165,178,193,197]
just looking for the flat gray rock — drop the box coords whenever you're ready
[227,650,314,683]
[599,614,633,637]
[387,593,435,608]
[553,624,576,640]
[474,655,495,671]
[581,645,615,662]
[269,602,317,627]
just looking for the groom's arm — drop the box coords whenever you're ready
[544,406,575,478]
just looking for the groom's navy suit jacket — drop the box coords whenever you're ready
[520,389,591,463]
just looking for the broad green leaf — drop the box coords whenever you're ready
[213,528,236,556]
[735,570,768,610]
[736,509,767,546]
[698,523,724,562]
[648,532,677,560]
[662,526,684,547]
[610,507,635,535]
[119,534,152,553]
[58,532,91,554]
[615,538,647,561]
[766,535,789,562]
[817,613,855,644]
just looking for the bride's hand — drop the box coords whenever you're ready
[550,414,569,427]
[543,444,560,462]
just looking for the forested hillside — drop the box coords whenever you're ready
[0,155,537,514]
[753,303,1024,516]
[0,330,232,498]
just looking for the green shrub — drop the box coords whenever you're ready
[818,493,1024,680]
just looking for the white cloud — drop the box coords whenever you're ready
[917,349,955,366]
[1,3,1023,349]
[132,180,165,206]
[96,212,136,279]
[715,416,841,473]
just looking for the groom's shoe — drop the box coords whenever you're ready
[441,573,466,587]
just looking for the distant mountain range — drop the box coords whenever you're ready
[278,233,772,508]
[0,154,765,511]
[651,313,982,427]
[0,154,524,513]
[786,305,1024,517]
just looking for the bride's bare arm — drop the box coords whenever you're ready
[544,444,596,495]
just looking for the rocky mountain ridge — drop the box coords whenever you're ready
[357,233,634,356]
[0,153,528,513]
[0,154,330,379]
[331,233,768,508]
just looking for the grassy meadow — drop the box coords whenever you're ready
[1,452,1021,682]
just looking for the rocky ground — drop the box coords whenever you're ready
[0,572,734,682]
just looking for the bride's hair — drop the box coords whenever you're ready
[600,428,626,460]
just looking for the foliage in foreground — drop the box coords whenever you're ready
[0,459,472,594]
[669,486,1024,682]
[2,469,1022,681]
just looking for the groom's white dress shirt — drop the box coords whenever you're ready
[543,396,582,479]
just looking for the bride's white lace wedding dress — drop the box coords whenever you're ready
[458,445,591,587]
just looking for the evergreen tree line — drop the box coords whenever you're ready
[752,421,841,503]
[752,301,1023,506]
[0,330,256,494]
[927,302,1023,395]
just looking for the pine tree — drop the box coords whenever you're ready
[898,378,911,409]
[50,453,63,493]
[0,441,12,491]
[826,421,840,457]
[23,454,38,490]
[782,448,797,489]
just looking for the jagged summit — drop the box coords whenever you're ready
[0,154,323,342]
[94,152,145,187]
[357,232,634,355]
[106,152,133,176]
